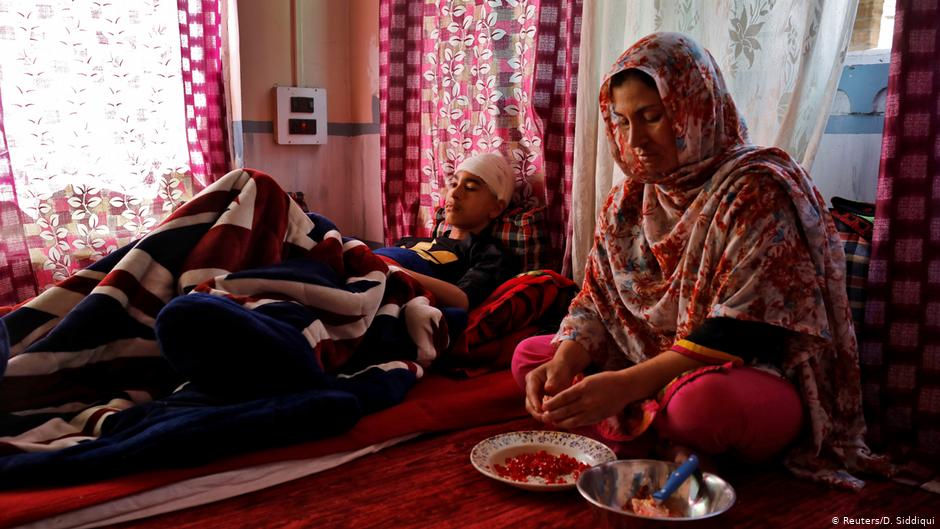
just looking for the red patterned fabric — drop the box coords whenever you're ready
[379,0,581,272]
[444,270,576,371]
[532,0,581,272]
[177,0,230,189]
[860,1,940,470]
[466,270,575,346]
[0,92,38,305]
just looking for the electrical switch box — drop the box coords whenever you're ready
[275,86,327,145]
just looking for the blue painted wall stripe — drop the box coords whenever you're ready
[239,120,379,136]
[824,115,885,135]
[242,120,273,133]
[231,119,245,166]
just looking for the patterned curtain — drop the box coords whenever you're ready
[532,1,580,274]
[178,0,230,188]
[379,0,581,266]
[569,0,858,283]
[0,0,228,294]
[0,91,37,305]
[861,0,939,474]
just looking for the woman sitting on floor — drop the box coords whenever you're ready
[511,32,890,489]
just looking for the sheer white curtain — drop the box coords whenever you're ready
[0,0,233,292]
[570,0,858,283]
[0,1,193,285]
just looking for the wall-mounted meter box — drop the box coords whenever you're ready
[274,86,327,145]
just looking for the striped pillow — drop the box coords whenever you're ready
[829,197,875,336]
[432,205,550,271]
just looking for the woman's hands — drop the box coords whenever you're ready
[524,340,591,420]
[525,346,707,430]
[525,340,639,429]
[538,370,639,429]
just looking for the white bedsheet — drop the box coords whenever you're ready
[18,434,420,529]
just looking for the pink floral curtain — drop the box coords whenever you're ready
[0,1,228,300]
[860,0,940,471]
[380,0,581,269]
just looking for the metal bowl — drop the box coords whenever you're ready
[576,459,736,528]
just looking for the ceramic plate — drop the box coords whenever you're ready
[470,430,616,491]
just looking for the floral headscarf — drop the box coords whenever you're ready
[600,32,748,189]
[557,33,890,489]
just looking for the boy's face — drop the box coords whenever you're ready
[445,171,504,233]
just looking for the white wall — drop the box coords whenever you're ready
[235,0,382,242]
[810,50,889,205]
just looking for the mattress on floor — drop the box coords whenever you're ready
[0,370,526,529]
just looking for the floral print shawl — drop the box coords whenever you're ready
[557,33,890,489]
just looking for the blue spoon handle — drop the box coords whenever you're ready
[653,454,700,503]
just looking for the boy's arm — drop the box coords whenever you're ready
[401,269,469,310]
[456,239,518,309]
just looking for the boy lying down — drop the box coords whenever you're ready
[374,151,519,310]
[0,156,521,486]
[153,152,520,396]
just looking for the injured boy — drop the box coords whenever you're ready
[151,153,520,395]
[375,152,519,310]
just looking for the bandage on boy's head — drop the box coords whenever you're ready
[455,152,515,207]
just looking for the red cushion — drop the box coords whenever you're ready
[441,270,576,373]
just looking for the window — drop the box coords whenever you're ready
[850,0,896,52]
[0,1,193,283]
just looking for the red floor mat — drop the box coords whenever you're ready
[123,417,940,529]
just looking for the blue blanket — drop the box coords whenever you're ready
[0,169,449,487]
